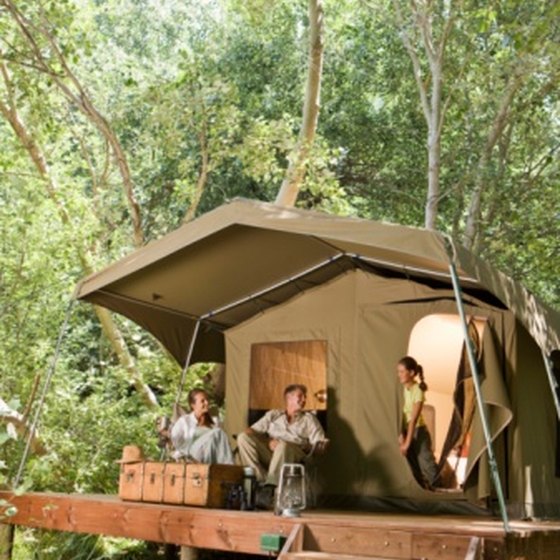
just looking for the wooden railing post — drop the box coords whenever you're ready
[180,546,198,560]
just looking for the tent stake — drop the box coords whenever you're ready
[13,298,75,488]
[541,350,560,422]
[449,263,510,533]
[175,319,201,406]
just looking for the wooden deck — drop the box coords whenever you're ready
[2,492,560,559]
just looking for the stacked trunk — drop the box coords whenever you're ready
[118,462,243,508]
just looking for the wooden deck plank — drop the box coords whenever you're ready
[2,492,560,559]
[411,532,484,560]
[304,525,413,559]
[280,554,397,560]
[1,492,295,554]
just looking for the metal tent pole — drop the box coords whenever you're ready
[173,255,345,405]
[448,262,510,533]
[174,319,201,406]
[13,298,75,488]
[200,254,345,321]
[542,350,560,422]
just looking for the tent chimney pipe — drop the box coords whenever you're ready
[449,262,510,533]
[542,350,560,422]
[175,319,201,406]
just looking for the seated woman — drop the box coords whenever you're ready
[170,388,234,464]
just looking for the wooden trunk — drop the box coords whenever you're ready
[118,462,144,501]
[142,462,165,503]
[163,463,187,505]
[184,464,243,508]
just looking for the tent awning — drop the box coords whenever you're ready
[75,198,560,363]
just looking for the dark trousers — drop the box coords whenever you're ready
[406,426,439,488]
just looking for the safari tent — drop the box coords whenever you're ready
[75,198,560,520]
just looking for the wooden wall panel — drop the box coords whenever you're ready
[250,340,327,410]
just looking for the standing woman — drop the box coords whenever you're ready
[170,388,234,464]
[397,356,438,489]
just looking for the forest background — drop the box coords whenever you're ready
[0,0,558,558]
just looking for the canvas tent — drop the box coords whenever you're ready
[75,198,560,519]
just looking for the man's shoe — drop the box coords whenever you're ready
[255,484,276,510]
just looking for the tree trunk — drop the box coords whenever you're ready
[0,0,144,248]
[183,127,209,223]
[275,0,324,207]
[463,77,523,250]
[93,305,159,408]
[425,73,442,229]
[0,61,158,410]
[78,97,144,248]
[393,1,453,230]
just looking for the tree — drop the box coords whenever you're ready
[0,0,144,247]
[461,2,560,250]
[391,0,455,229]
[0,1,558,557]
[275,0,325,206]
[0,57,159,409]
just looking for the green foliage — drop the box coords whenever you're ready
[0,401,19,522]
[13,530,157,560]
[0,0,558,557]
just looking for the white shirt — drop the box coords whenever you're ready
[171,412,220,450]
[251,410,325,446]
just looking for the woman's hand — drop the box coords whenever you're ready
[268,438,279,451]
[398,434,410,455]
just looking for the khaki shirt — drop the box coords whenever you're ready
[251,410,325,446]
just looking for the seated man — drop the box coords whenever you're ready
[237,384,328,499]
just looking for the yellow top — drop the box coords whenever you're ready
[403,382,425,427]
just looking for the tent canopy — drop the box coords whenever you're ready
[75,198,560,364]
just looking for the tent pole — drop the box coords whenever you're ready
[173,256,345,405]
[541,350,560,422]
[352,253,478,285]
[175,319,201,406]
[200,254,345,321]
[448,263,510,533]
[13,298,75,488]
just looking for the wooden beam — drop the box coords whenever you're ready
[465,536,481,560]
[505,531,560,560]
[3,492,560,559]
[304,524,413,558]
[0,492,295,555]
[412,532,482,560]
[279,524,305,558]
[280,554,397,560]
[180,546,198,560]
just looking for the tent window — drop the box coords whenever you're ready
[249,340,328,416]
[408,314,486,487]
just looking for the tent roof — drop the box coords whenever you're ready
[75,198,560,363]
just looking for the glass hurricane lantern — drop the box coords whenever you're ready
[276,463,306,517]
